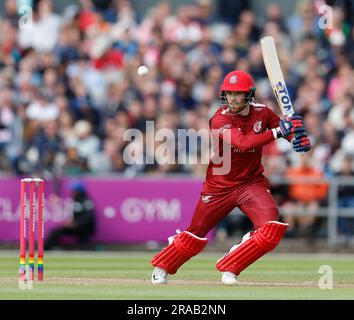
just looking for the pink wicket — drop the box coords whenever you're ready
[20,180,26,282]
[37,180,44,281]
[19,178,45,283]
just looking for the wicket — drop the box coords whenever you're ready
[19,178,44,286]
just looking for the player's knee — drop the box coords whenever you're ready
[254,221,288,251]
[267,207,280,222]
[175,231,209,254]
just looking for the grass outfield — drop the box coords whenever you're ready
[0,250,353,300]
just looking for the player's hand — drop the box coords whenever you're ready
[278,115,306,137]
[291,132,311,152]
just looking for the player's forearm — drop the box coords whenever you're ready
[223,129,275,151]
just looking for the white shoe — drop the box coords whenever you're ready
[151,267,168,285]
[222,271,238,285]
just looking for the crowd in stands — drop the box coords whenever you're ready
[1,0,354,238]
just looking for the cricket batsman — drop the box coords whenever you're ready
[151,70,311,285]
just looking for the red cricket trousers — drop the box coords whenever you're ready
[186,175,279,237]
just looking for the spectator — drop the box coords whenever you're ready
[30,120,63,172]
[217,0,251,25]
[18,0,61,52]
[336,154,354,240]
[265,3,288,33]
[0,88,15,154]
[0,0,352,244]
[3,0,19,27]
[65,120,100,162]
[283,153,329,239]
[26,91,59,123]
[287,0,318,41]
[62,147,88,176]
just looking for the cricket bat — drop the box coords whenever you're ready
[260,36,295,116]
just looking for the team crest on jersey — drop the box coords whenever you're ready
[229,76,237,84]
[253,121,262,133]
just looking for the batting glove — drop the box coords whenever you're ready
[272,115,306,139]
[291,132,311,152]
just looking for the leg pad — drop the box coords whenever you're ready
[151,231,208,274]
[216,221,288,275]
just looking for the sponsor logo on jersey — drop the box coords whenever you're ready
[217,124,232,135]
[253,121,262,133]
[201,195,212,203]
[232,147,256,153]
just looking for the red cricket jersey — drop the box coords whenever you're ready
[203,102,281,194]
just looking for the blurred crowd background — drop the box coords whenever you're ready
[0,0,354,241]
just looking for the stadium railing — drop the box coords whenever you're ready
[269,175,354,246]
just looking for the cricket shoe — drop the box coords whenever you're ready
[151,267,168,285]
[222,271,238,285]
